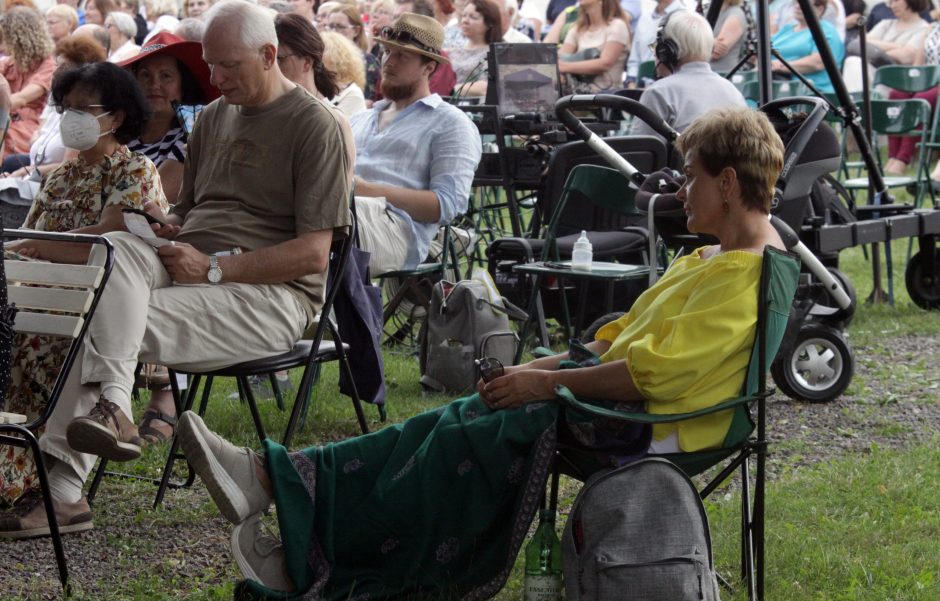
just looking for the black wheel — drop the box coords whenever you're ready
[582,311,626,342]
[905,251,940,310]
[771,322,854,402]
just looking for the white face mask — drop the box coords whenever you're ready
[59,108,112,151]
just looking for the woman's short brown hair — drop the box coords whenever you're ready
[676,107,784,213]
[55,34,108,65]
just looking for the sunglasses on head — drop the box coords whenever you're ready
[475,357,505,383]
[379,27,438,56]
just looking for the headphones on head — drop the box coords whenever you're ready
[654,10,683,74]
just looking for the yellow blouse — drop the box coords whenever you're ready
[595,247,763,452]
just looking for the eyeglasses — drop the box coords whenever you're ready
[276,54,297,63]
[324,23,356,31]
[378,26,439,56]
[475,357,504,383]
[55,103,107,115]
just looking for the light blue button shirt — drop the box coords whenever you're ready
[350,94,482,270]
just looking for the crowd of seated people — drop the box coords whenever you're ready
[0,0,932,592]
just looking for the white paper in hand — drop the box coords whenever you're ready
[123,212,171,247]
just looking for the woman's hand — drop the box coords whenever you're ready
[479,369,556,410]
[143,200,181,239]
[6,240,40,259]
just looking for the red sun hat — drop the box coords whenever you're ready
[117,31,220,104]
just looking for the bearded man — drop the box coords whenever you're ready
[349,13,482,273]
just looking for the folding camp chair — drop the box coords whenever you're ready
[552,246,801,601]
[0,230,115,593]
[377,224,462,347]
[512,164,653,359]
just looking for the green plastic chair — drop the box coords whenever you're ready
[841,98,933,208]
[638,59,656,82]
[740,79,809,106]
[872,64,940,92]
[553,246,801,601]
[512,164,651,358]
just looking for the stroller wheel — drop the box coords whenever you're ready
[905,251,940,310]
[772,322,854,402]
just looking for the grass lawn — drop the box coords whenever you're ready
[2,239,939,599]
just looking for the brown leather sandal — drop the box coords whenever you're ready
[138,409,177,444]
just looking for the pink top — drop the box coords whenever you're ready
[2,56,56,158]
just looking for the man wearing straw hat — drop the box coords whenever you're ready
[350,12,481,274]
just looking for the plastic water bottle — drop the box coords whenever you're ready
[571,230,592,271]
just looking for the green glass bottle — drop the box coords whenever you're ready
[523,509,564,601]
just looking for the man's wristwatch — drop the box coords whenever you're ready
[208,255,222,284]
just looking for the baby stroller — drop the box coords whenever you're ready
[543,93,856,403]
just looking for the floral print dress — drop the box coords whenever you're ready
[0,146,167,505]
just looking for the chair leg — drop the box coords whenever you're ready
[86,457,108,504]
[154,374,201,509]
[335,348,369,436]
[282,364,315,448]
[269,373,285,411]
[28,431,69,593]
[239,376,268,445]
[740,454,757,601]
[755,440,767,601]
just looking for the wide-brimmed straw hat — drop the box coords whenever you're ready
[117,31,219,103]
[376,13,449,64]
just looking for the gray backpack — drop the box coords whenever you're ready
[562,458,721,601]
[419,278,524,394]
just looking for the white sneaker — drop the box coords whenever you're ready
[177,411,271,524]
[231,514,294,592]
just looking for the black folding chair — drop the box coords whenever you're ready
[87,205,369,508]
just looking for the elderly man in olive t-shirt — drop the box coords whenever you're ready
[2,1,351,537]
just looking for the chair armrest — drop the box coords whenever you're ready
[553,384,766,424]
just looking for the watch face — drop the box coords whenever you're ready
[208,268,222,283]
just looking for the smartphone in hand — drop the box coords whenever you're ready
[122,207,166,227]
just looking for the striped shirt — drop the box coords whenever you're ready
[127,127,187,168]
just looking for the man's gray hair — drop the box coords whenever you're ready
[204,0,277,50]
[107,11,138,39]
[174,17,207,42]
[664,10,714,63]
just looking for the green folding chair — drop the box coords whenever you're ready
[638,59,656,82]
[553,246,801,601]
[841,98,933,208]
[512,164,651,360]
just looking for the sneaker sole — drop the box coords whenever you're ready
[0,519,94,540]
[231,516,264,583]
[66,419,141,462]
[177,413,251,525]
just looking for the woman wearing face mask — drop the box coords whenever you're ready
[0,62,166,509]
[8,61,167,262]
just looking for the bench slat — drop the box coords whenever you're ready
[5,261,103,288]
[13,312,84,338]
[0,412,27,425]
[8,287,94,313]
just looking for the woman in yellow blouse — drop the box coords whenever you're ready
[171,105,787,600]
[482,105,786,452]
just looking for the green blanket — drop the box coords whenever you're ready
[237,394,559,600]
